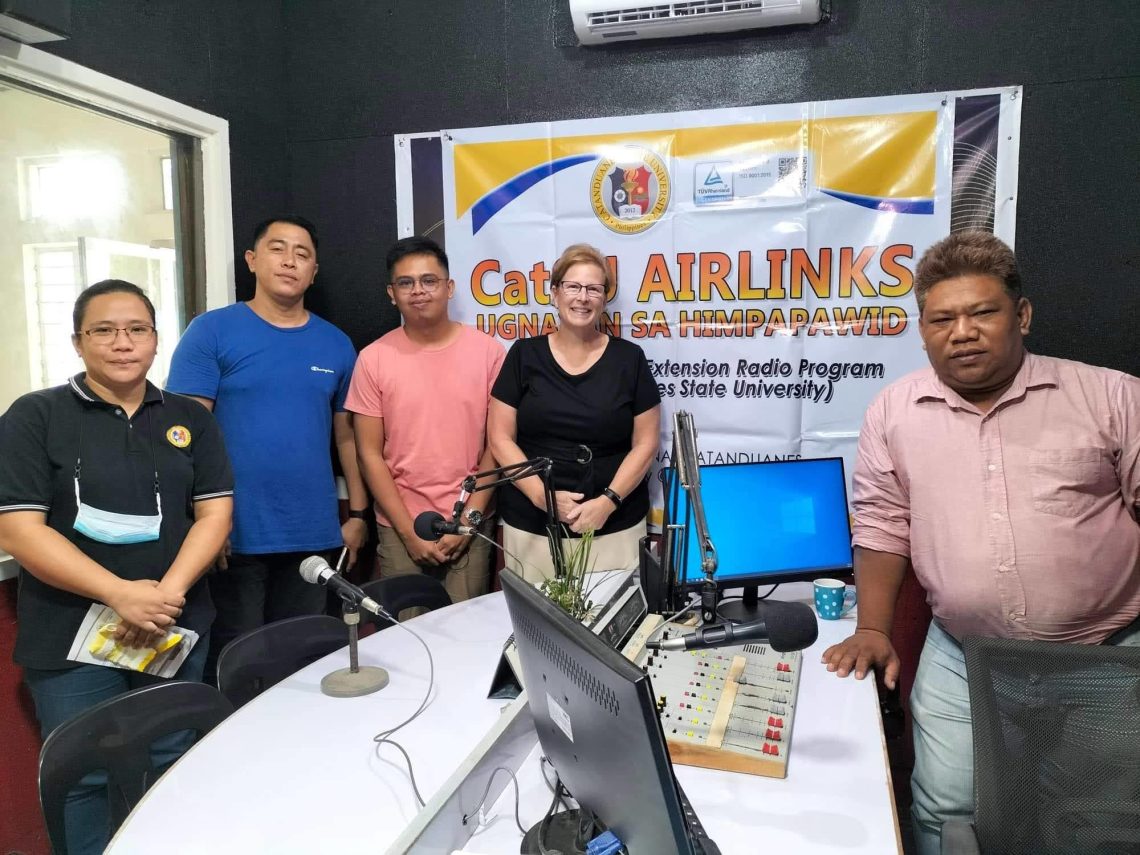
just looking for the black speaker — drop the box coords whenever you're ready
[638,534,670,613]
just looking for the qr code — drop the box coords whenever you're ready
[777,156,808,192]
[777,156,800,179]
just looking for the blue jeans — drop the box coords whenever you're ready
[909,619,1140,855]
[24,635,208,855]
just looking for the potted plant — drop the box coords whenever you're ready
[538,528,595,620]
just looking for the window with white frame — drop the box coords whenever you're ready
[22,243,82,390]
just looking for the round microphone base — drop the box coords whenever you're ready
[320,666,390,698]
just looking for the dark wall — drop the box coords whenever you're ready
[24,0,1140,365]
[285,0,1140,375]
[39,0,291,301]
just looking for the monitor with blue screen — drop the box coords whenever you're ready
[665,457,853,621]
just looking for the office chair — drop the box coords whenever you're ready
[39,681,233,855]
[360,574,452,628]
[215,614,349,708]
[941,635,1140,855]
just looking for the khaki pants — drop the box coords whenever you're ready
[376,520,493,617]
[501,520,645,584]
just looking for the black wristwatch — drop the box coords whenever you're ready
[347,508,370,521]
[601,487,623,509]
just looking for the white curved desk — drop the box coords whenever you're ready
[107,582,901,854]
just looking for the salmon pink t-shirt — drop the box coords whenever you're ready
[345,324,506,526]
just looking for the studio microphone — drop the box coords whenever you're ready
[413,510,477,542]
[299,555,389,619]
[646,601,818,653]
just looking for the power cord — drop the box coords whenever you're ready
[662,595,699,626]
[536,774,570,855]
[539,754,571,811]
[461,765,527,835]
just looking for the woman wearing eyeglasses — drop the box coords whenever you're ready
[489,244,661,581]
[0,279,232,855]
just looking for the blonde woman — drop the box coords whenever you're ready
[488,244,661,581]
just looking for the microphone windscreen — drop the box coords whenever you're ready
[413,511,444,542]
[299,555,329,585]
[761,601,819,652]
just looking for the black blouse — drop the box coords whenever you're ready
[491,335,660,536]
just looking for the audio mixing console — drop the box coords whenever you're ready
[623,615,803,778]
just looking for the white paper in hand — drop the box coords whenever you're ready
[67,603,198,678]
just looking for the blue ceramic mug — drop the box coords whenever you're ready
[814,578,856,620]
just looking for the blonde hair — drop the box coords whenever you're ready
[551,244,612,294]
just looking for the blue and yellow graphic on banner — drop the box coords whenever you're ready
[453,111,937,233]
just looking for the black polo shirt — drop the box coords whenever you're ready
[0,375,233,670]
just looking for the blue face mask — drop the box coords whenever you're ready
[70,403,164,545]
[73,476,163,544]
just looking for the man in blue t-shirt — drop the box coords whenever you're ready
[167,215,369,682]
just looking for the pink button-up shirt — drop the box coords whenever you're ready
[852,353,1140,643]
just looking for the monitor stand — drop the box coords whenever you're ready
[520,808,604,855]
[715,584,763,623]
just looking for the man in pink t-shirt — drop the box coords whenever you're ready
[346,237,505,602]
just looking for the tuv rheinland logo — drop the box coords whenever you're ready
[694,161,733,206]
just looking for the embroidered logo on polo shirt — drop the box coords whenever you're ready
[310,365,335,374]
[166,426,191,448]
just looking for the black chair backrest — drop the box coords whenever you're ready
[964,635,1140,855]
[38,680,233,855]
[360,575,452,628]
[216,614,348,708]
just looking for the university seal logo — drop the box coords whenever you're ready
[589,146,670,235]
[166,426,191,448]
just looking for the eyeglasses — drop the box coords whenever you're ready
[81,325,157,343]
[391,275,447,292]
[558,281,606,299]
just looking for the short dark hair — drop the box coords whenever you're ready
[386,236,449,281]
[915,231,1021,312]
[251,215,319,251]
[73,280,157,334]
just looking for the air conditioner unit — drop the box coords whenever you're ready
[569,0,822,45]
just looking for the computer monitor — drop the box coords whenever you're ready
[666,457,853,622]
[500,569,714,855]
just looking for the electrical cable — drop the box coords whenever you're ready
[461,765,527,835]
[536,775,569,855]
[371,617,436,806]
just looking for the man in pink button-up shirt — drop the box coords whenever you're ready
[822,231,1140,855]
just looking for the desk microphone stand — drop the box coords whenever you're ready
[320,594,390,698]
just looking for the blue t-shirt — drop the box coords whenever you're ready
[167,303,356,553]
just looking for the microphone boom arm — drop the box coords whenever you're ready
[451,456,565,578]
[674,412,717,581]
[674,411,719,623]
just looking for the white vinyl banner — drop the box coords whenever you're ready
[439,88,1021,512]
